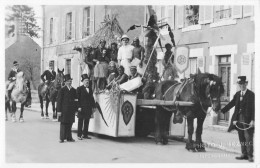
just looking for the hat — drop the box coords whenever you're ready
[13,61,18,66]
[121,35,129,41]
[130,66,137,70]
[64,74,73,82]
[237,76,248,84]
[81,74,89,82]
[133,37,139,42]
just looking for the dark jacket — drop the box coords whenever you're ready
[41,70,56,82]
[76,85,96,119]
[57,86,78,123]
[8,68,21,81]
[221,89,255,132]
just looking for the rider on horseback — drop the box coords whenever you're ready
[41,62,56,91]
[7,61,21,100]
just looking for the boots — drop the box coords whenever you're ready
[8,90,12,100]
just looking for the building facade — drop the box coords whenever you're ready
[42,5,145,88]
[42,5,255,128]
[152,5,255,127]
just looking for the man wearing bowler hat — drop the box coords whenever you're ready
[221,76,255,162]
[76,74,96,140]
[57,74,78,143]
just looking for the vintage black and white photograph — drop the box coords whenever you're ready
[2,0,259,167]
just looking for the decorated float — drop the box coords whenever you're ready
[72,8,193,138]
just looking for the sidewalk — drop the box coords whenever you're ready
[20,102,240,154]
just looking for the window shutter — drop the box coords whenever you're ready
[61,14,65,42]
[177,6,184,28]
[90,6,95,35]
[71,11,76,40]
[232,6,242,19]
[199,5,204,24]
[46,18,50,45]
[156,6,162,21]
[78,9,83,39]
[53,17,58,43]
[243,5,254,17]
[167,6,175,29]
[203,6,213,24]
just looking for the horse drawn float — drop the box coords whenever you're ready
[72,77,193,138]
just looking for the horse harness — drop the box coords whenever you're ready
[161,77,215,115]
[161,78,194,112]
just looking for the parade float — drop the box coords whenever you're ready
[72,9,193,138]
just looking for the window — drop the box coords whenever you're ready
[184,57,197,78]
[214,5,232,22]
[218,55,231,126]
[65,59,71,74]
[65,12,72,41]
[83,7,91,38]
[184,5,199,27]
[50,18,53,43]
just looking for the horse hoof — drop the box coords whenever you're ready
[19,118,24,122]
[45,116,49,119]
[12,119,16,122]
[52,119,58,122]
[41,116,44,119]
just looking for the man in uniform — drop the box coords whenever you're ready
[76,74,96,140]
[57,74,78,143]
[7,61,21,100]
[41,62,56,85]
[221,76,255,162]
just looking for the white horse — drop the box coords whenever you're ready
[5,71,30,122]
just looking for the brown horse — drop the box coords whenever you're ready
[38,68,64,120]
[154,71,224,152]
[5,71,31,122]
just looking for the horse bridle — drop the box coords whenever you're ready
[193,78,219,114]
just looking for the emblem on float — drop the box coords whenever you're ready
[121,100,134,125]
[174,45,190,73]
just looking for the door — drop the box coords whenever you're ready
[218,55,231,126]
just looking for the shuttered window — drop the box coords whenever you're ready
[214,6,232,21]
[65,12,72,41]
[49,18,53,44]
[65,59,71,75]
[83,7,91,38]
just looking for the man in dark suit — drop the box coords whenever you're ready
[221,76,255,162]
[57,74,78,143]
[41,62,56,84]
[77,74,96,140]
